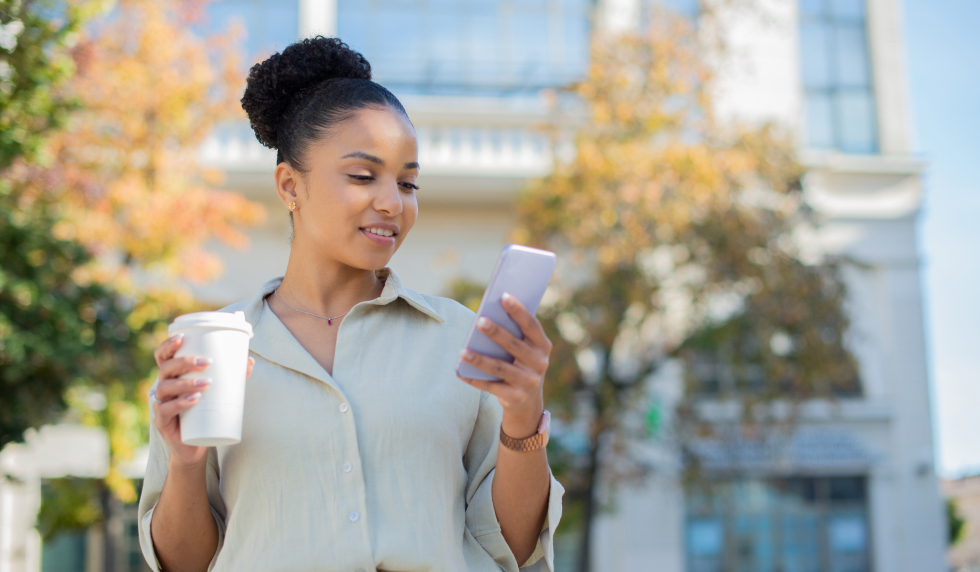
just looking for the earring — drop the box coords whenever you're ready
[288,201,297,211]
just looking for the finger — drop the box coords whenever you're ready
[245,357,255,380]
[501,293,552,353]
[153,333,185,367]
[155,376,212,401]
[155,391,203,425]
[458,375,524,403]
[459,349,539,390]
[159,355,212,381]
[476,317,548,374]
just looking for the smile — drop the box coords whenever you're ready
[360,226,397,246]
[364,227,394,237]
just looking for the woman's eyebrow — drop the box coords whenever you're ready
[341,151,384,165]
[341,152,418,170]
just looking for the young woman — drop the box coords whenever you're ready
[137,37,562,572]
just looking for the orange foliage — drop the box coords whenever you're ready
[517,9,859,496]
[28,0,264,287]
[6,0,266,502]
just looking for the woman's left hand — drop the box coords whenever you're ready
[457,292,552,433]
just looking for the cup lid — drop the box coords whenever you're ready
[168,310,254,338]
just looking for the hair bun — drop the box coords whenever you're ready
[241,36,372,150]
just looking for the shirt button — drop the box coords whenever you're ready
[348,511,359,523]
[339,403,349,413]
[343,462,352,473]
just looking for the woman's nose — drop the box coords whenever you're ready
[373,178,403,216]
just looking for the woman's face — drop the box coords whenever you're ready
[276,106,420,271]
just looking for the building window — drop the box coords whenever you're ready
[686,476,871,572]
[199,0,299,61]
[337,0,591,94]
[41,531,88,572]
[799,0,878,154]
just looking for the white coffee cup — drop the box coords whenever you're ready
[168,311,254,446]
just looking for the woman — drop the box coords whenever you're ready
[137,37,563,572]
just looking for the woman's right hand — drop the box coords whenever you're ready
[151,334,255,468]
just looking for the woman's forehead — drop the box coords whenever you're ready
[334,108,417,153]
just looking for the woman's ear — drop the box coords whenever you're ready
[275,162,301,211]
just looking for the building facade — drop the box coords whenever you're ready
[196,1,946,571]
[0,0,945,570]
[587,1,946,571]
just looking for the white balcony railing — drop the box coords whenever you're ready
[199,122,553,179]
[415,125,551,177]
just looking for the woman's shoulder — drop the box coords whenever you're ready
[218,299,250,314]
[413,291,476,324]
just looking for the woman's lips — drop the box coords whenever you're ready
[360,228,396,246]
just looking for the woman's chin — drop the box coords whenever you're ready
[345,248,397,272]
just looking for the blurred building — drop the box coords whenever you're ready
[0,425,148,571]
[196,1,944,570]
[942,475,980,571]
[0,0,944,571]
[585,1,945,570]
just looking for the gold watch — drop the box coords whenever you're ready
[499,410,550,452]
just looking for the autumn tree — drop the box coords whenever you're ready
[0,0,149,449]
[2,0,264,506]
[512,11,859,570]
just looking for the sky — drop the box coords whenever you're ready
[903,0,980,478]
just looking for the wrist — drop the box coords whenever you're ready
[168,452,208,475]
[501,398,545,439]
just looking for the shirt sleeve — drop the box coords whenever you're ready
[137,388,228,572]
[463,392,565,572]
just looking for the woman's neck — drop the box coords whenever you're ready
[276,243,385,318]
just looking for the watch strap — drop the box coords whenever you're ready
[499,410,550,452]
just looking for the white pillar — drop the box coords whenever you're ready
[298,0,337,39]
[866,0,913,154]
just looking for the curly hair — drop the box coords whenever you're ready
[241,36,407,172]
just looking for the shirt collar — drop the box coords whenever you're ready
[240,267,445,327]
[241,267,445,387]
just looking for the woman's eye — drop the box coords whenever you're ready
[348,174,374,182]
[399,182,419,192]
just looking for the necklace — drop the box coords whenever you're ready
[274,288,350,326]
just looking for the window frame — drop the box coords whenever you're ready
[799,0,880,154]
[336,0,592,95]
[684,475,874,572]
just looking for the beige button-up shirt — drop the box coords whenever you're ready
[138,269,564,572]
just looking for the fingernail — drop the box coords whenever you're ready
[195,378,212,387]
[460,349,474,361]
[195,357,212,366]
[502,292,514,305]
[172,333,184,342]
[477,317,490,330]
[186,392,201,401]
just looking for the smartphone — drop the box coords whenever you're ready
[456,244,558,382]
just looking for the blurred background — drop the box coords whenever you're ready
[0,0,976,571]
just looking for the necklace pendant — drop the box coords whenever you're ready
[327,318,332,325]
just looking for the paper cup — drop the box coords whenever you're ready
[168,311,254,446]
